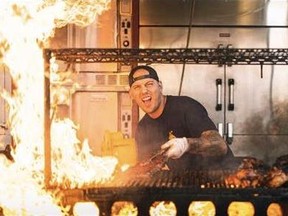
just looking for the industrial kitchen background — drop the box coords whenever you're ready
[1,0,288,168]
[0,0,288,215]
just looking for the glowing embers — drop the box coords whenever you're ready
[73,202,99,216]
[188,201,215,216]
[189,201,284,216]
[149,201,177,216]
[228,202,254,216]
[267,203,283,216]
[109,201,215,216]
[111,201,138,216]
[227,202,284,216]
[105,200,285,216]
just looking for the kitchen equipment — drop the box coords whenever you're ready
[86,169,288,216]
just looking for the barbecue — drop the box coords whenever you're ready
[115,149,169,180]
[81,155,288,216]
[265,155,288,188]
[1,1,288,215]
[85,169,288,216]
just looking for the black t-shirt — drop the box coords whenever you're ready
[135,95,232,170]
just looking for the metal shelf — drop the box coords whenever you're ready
[45,48,288,65]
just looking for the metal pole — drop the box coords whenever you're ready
[43,49,51,188]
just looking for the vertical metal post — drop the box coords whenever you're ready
[43,49,51,188]
[130,0,139,138]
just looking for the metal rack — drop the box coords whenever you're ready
[45,48,288,65]
[43,47,288,187]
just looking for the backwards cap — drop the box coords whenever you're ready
[128,65,159,87]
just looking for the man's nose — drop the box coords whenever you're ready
[140,85,148,93]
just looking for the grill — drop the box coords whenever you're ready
[85,170,288,216]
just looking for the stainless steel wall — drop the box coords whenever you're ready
[138,0,288,164]
[49,0,288,163]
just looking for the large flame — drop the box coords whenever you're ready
[0,0,114,215]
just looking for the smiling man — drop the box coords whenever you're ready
[128,65,233,170]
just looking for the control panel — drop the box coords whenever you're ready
[119,93,132,138]
[120,16,132,48]
[119,0,132,48]
[121,109,132,138]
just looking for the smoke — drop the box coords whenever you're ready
[236,100,288,165]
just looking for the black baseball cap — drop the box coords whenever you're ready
[128,65,159,87]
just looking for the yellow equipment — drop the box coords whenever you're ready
[101,131,137,167]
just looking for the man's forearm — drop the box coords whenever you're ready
[186,130,228,157]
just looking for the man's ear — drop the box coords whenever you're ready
[158,81,163,90]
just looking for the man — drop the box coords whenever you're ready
[129,65,233,170]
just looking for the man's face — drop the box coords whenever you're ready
[129,69,163,116]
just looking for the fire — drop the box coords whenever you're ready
[73,202,99,216]
[188,201,215,216]
[267,203,283,216]
[149,201,177,216]
[227,202,255,216]
[111,201,138,216]
[0,0,115,215]
[50,119,118,189]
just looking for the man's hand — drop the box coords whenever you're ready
[161,137,189,159]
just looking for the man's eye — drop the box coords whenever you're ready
[133,86,140,90]
[146,82,154,87]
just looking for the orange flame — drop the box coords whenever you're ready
[188,201,215,216]
[111,201,138,216]
[149,201,177,216]
[0,0,113,214]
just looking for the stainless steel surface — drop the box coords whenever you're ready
[228,79,234,111]
[216,79,222,111]
[217,123,224,137]
[227,123,233,145]
[140,27,269,49]
[46,0,288,164]
[140,0,287,26]
[138,0,288,165]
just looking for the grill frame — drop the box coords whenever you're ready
[86,187,288,216]
[85,170,288,216]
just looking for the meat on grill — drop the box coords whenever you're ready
[113,151,288,188]
[114,151,169,182]
[265,154,288,187]
[116,132,175,180]
[265,167,288,187]
[225,155,288,188]
[224,157,268,187]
